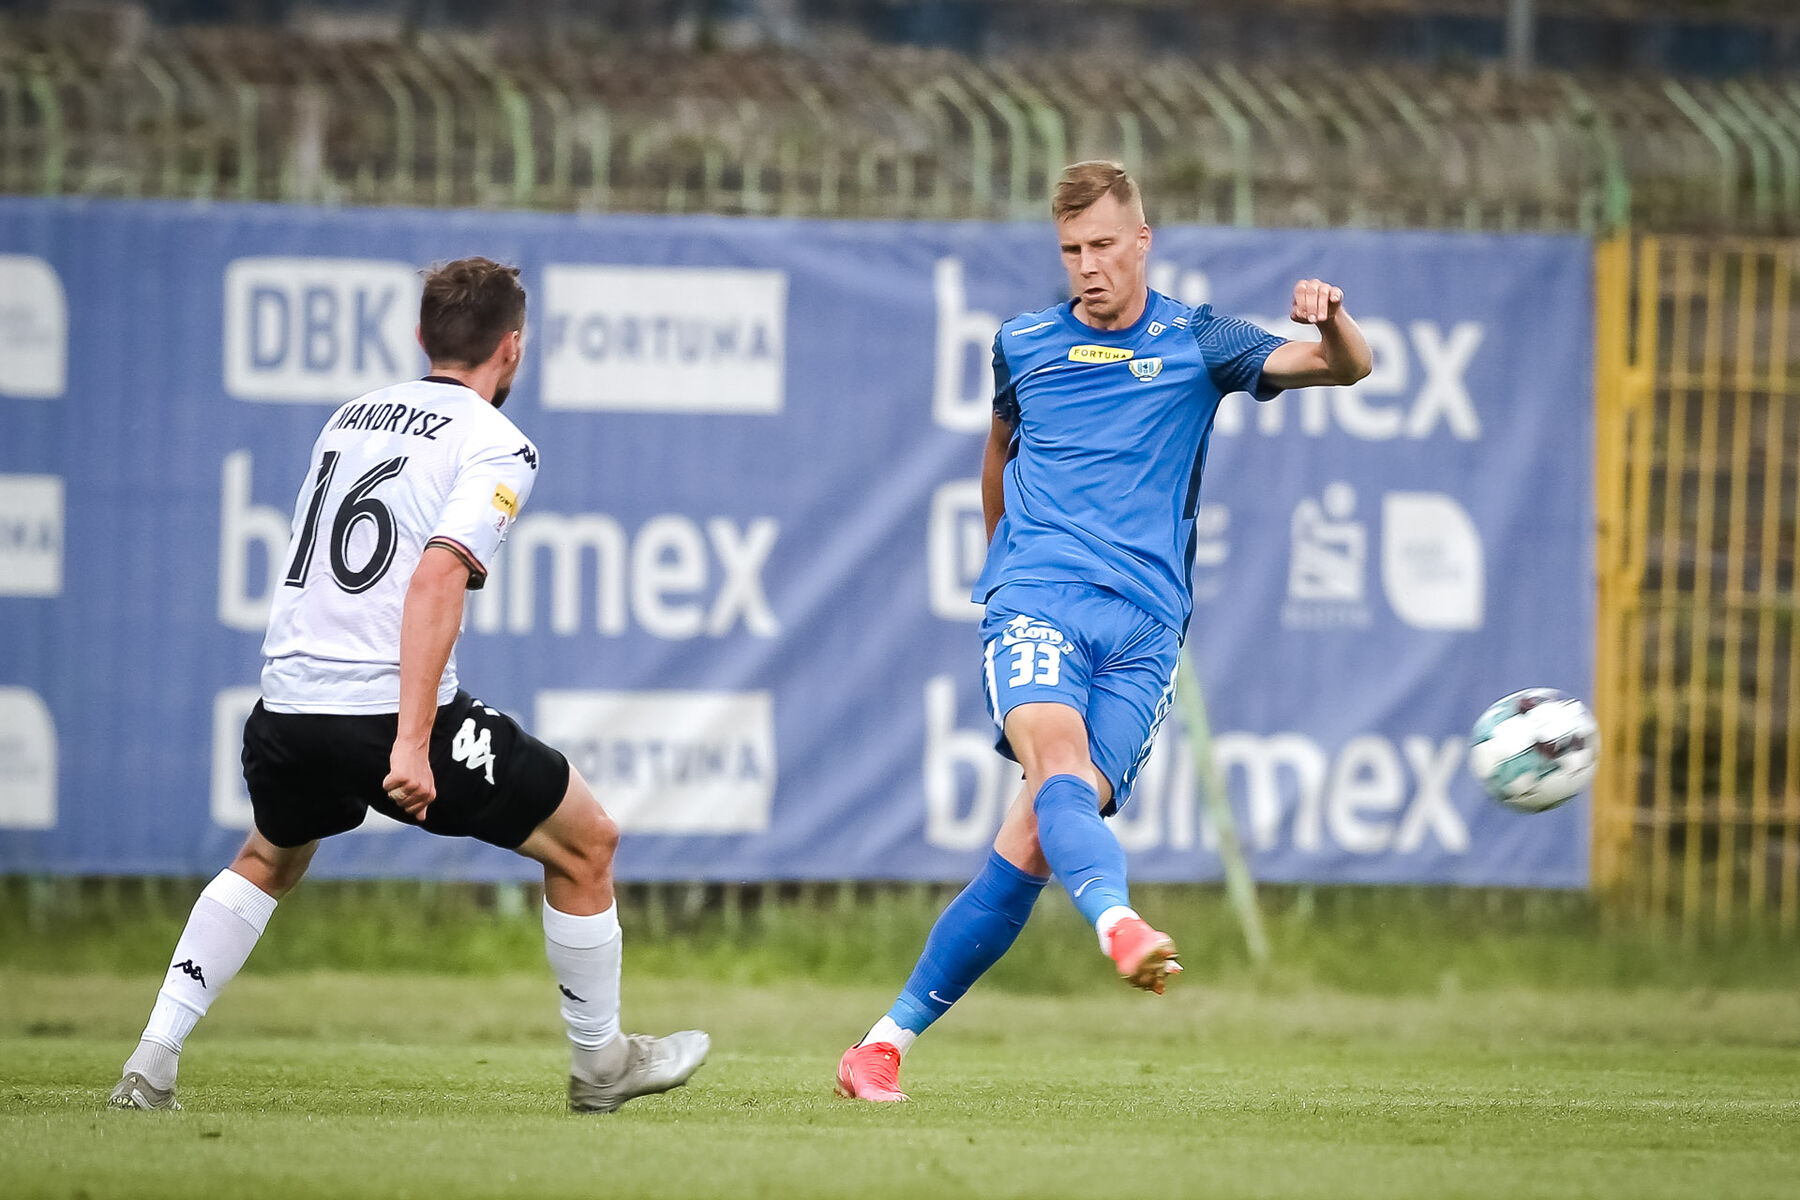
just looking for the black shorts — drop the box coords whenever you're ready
[241,689,570,850]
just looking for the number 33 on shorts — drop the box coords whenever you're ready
[985,613,1081,719]
[1008,639,1062,686]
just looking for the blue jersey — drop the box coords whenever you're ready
[972,290,1287,632]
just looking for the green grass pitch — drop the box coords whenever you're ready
[3,971,1797,1199]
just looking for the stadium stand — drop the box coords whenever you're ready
[1,6,1798,232]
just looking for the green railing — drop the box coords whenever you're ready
[2,17,1797,232]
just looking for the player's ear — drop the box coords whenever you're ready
[415,324,426,353]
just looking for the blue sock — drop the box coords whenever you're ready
[1034,773,1132,928]
[888,850,1048,1034]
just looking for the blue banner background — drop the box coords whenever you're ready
[0,199,1593,884]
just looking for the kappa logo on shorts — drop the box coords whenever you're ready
[451,717,498,784]
[999,614,1067,647]
[1128,357,1164,382]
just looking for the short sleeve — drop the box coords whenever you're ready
[991,334,1020,427]
[1192,304,1288,402]
[429,434,539,589]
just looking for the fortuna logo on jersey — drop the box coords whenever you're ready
[1129,357,1164,382]
[1067,345,1133,364]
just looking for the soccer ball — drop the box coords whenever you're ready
[1467,689,1599,813]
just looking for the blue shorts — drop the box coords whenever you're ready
[980,581,1181,812]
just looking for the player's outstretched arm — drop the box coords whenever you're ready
[382,544,472,819]
[1261,279,1373,390]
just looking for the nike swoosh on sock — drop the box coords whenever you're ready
[1073,877,1104,898]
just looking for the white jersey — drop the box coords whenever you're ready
[260,377,539,714]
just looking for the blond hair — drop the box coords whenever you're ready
[1051,160,1143,223]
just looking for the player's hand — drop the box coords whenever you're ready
[382,745,436,820]
[1290,279,1345,326]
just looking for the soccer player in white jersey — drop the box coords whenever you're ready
[108,258,708,1114]
[838,163,1372,1100]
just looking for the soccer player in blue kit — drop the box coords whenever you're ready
[838,161,1373,1100]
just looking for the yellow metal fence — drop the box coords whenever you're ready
[1595,236,1800,932]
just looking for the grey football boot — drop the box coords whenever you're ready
[568,1030,710,1113]
[107,1071,182,1111]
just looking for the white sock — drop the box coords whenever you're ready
[123,869,277,1090]
[858,1016,918,1055]
[1094,905,1137,952]
[542,900,625,1083]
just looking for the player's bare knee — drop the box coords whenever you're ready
[230,834,310,897]
[992,786,1051,872]
[554,807,617,889]
[587,809,620,870]
[1005,712,1093,784]
[563,771,618,867]
[993,821,1046,872]
[1022,743,1096,791]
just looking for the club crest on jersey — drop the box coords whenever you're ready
[1068,345,1134,364]
[1128,357,1164,382]
[492,483,519,518]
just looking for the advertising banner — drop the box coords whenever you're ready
[0,199,1593,884]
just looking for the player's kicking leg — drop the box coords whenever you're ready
[109,832,316,1110]
[514,766,709,1113]
[1001,701,1180,993]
